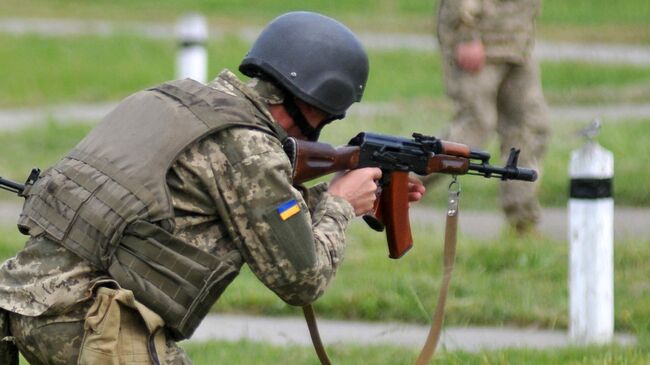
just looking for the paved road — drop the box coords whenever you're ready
[0,201,647,242]
[2,101,650,133]
[410,206,650,241]
[190,313,635,351]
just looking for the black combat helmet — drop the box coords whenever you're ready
[239,11,369,118]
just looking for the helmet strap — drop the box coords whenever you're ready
[283,97,323,141]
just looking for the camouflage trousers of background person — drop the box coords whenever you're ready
[8,290,193,365]
[426,56,550,233]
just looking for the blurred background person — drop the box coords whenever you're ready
[429,0,550,235]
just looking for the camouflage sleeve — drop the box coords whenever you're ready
[208,128,354,306]
[304,182,329,213]
[437,0,483,45]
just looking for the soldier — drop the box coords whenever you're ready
[0,11,425,364]
[432,0,550,234]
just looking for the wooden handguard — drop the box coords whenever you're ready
[425,154,469,175]
[438,141,471,158]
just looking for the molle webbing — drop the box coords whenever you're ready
[18,159,148,268]
[109,221,241,340]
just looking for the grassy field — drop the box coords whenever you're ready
[2,222,648,335]
[13,340,649,365]
[1,0,649,43]
[1,26,649,208]
[3,220,650,364]
[2,33,650,108]
[1,2,649,363]
[1,115,648,208]
[179,340,650,365]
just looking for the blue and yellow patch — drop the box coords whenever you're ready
[277,199,301,221]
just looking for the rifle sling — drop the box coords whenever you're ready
[415,200,458,364]
[302,305,332,365]
[302,205,459,365]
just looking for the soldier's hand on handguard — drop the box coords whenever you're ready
[328,167,382,216]
[407,175,426,203]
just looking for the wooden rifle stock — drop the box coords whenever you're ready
[285,138,361,184]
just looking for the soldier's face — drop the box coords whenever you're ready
[293,99,336,140]
[294,99,330,129]
[270,99,337,141]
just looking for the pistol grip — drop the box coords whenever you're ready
[362,187,385,231]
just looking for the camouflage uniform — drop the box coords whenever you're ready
[436,0,550,231]
[0,70,355,364]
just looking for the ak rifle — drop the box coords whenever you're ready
[283,132,537,258]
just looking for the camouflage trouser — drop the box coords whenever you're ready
[8,300,193,365]
[437,55,550,230]
[0,308,18,365]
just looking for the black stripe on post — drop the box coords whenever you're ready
[570,178,613,199]
[179,40,205,48]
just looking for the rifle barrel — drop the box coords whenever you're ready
[468,163,537,182]
[0,177,25,194]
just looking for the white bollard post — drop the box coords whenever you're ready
[176,13,208,83]
[568,128,614,344]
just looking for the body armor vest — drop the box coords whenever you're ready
[17,78,281,339]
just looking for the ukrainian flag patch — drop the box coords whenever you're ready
[278,199,301,221]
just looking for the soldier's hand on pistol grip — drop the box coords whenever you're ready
[328,167,383,216]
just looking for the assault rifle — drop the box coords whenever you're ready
[283,132,537,259]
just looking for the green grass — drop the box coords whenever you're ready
[0,224,24,260]
[211,222,650,335]
[180,340,650,365]
[2,33,650,109]
[539,0,650,26]
[1,0,649,42]
[1,113,649,208]
[14,339,650,364]
[177,227,650,364]
[1,3,649,363]
[2,222,648,333]
[4,221,649,364]
[0,34,175,107]
[541,62,650,105]
[0,121,93,180]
